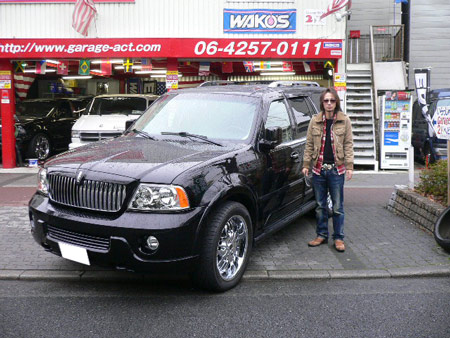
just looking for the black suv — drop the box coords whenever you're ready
[29,83,323,291]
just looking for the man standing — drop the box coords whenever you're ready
[302,88,354,252]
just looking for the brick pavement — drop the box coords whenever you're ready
[1,190,449,281]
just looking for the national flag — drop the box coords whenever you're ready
[303,62,316,73]
[320,0,352,20]
[222,62,233,74]
[14,61,25,73]
[57,61,69,75]
[282,62,293,72]
[260,61,271,70]
[199,62,210,76]
[72,0,97,36]
[101,60,112,75]
[14,74,36,100]
[79,59,90,75]
[243,61,254,73]
[35,61,47,74]
[141,58,153,71]
[123,58,133,73]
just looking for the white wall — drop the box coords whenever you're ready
[409,0,450,89]
[0,0,345,39]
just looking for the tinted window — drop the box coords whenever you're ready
[134,93,258,141]
[89,97,148,115]
[16,101,55,118]
[266,100,293,142]
[288,97,312,138]
[58,101,73,118]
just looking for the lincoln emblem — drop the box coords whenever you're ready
[76,171,84,184]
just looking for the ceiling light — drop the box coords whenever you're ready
[150,74,182,78]
[92,59,124,64]
[45,59,60,64]
[62,75,93,80]
[260,72,295,76]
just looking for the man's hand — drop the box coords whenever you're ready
[302,168,309,176]
[346,169,353,180]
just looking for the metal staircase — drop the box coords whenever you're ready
[345,63,378,169]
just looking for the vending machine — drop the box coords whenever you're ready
[380,91,413,169]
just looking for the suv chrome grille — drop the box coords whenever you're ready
[79,132,122,142]
[48,174,127,212]
[47,225,110,251]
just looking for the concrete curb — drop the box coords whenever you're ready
[1,266,449,282]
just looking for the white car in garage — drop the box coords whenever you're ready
[69,94,159,149]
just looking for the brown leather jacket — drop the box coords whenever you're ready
[302,111,354,171]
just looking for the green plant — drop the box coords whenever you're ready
[416,160,448,206]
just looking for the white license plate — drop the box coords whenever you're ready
[58,242,90,266]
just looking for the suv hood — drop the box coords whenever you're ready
[46,136,233,183]
[73,115,140,132]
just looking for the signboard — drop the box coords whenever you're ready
[431,105,450,140]
[166,71,178,90]
[0,38,343,59]
[223,9,296,34]
[380,91,413,169]
[304,9,326,26]
[1,89,10,104]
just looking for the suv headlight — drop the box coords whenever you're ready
[37,168,49,196]
[129,184,190,211]
[71,130,80,138]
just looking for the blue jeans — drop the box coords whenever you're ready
[313,168,345,241]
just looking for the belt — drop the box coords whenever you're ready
[321,163,335,171]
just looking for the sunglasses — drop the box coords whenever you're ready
[323,99,336,103]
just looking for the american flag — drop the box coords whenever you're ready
[14,74,36,100]
[320,0,352,20]
[72,0,97,36]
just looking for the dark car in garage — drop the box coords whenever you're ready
[29,82,324,291]
[0,97,91,162]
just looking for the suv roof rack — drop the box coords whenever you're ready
[198,80,320,88]
[268,81,320,88]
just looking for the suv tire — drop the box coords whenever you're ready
[192,201,252,292]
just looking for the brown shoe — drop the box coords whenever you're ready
[334,240,345,252]
[308,237,328,247]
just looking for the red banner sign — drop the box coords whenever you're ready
[0,38,343,59]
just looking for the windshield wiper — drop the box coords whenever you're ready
[131,128,157,140]
[161,131,223,147]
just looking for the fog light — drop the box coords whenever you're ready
[146,236,159,250]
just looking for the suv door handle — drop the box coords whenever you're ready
[290,152,299,161]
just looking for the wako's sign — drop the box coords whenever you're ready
[224,9,296,34]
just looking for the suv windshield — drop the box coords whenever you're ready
[15,101,56,118]
[88,97,148,115]
[133,93,258,141]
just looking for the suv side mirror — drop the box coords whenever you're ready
[259,126,282,152]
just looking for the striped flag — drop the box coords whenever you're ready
[14,74,36,100]
[35,61,47,74]
[320,0,352,20]
[72,0,97,36]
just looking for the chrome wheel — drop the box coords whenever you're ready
[34,135,50,160]
[216,214,249,281]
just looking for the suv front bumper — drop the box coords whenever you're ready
[29,193,205,273]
